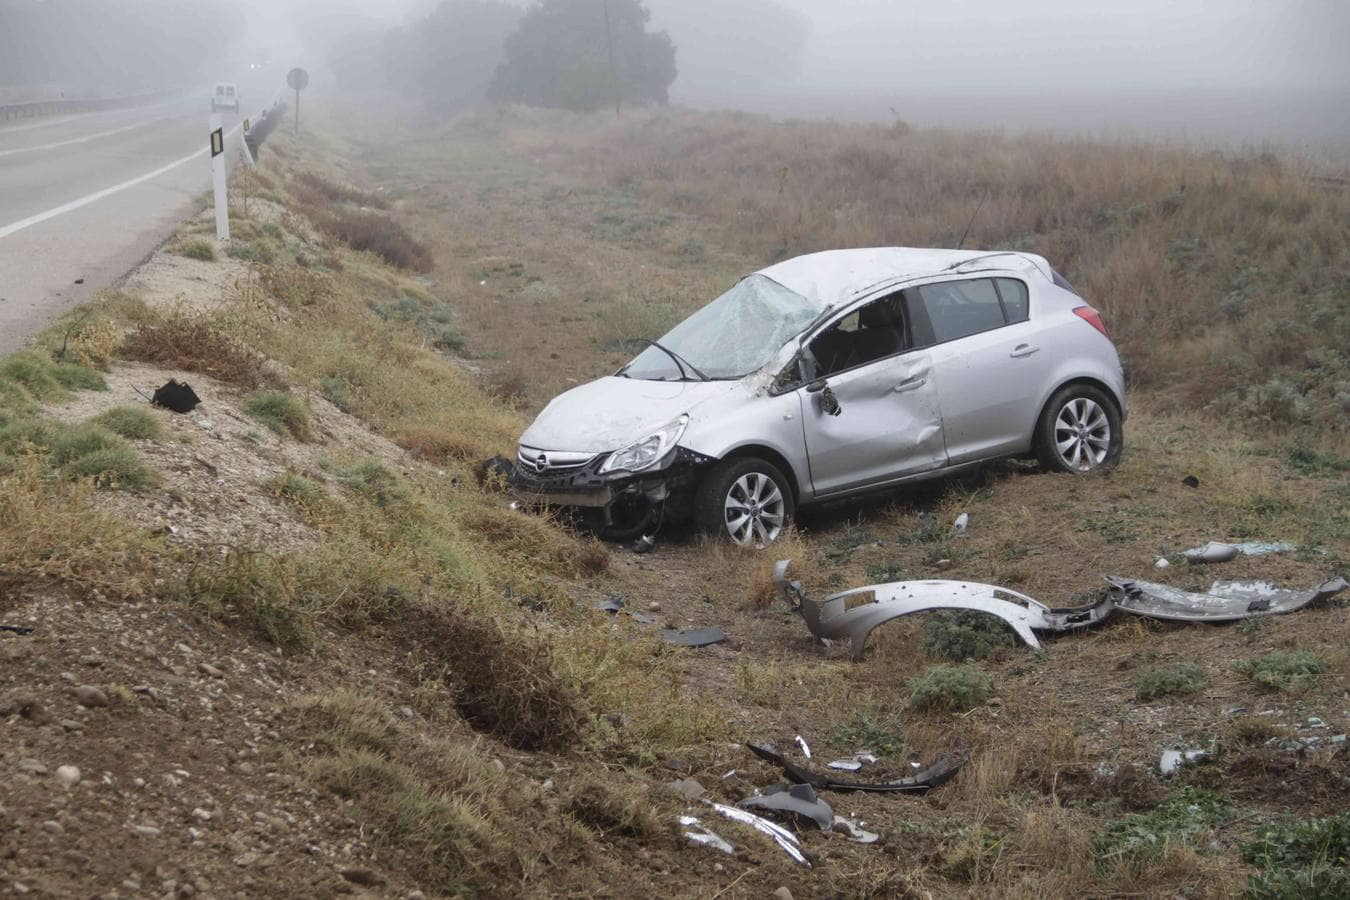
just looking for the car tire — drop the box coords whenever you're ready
[695,457,794,546]
[1035,384,1123,474]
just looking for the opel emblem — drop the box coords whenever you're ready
[534,452,549,474]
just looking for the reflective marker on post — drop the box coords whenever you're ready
[210,113,229,241]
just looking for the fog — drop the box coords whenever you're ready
[2,0,1346,147]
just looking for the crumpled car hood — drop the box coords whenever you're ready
[520,376,739,453]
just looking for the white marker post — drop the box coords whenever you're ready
[209,113,229,241]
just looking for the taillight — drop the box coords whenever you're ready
[1073,306,1111,339]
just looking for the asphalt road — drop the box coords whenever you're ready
[0,83,277,353]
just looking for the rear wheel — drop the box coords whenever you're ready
[1035,384,1123,473]
[695,457,794,546]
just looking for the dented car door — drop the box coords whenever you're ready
[797,293,946,496]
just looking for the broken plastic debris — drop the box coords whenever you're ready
[632,535,656,554]
[1184,540,1297,564]
[748,742,961,793]
[795,735,812,758]
[1,624,34,636]
[831,815,880,844]
[774,560,1051,659]
[1182,475,1200,488]
[954,512,969,533]
[679,816,734,855]
[661,627,727,647]
[707,801,809,866]
[827,753,877,772]
[1154,557,1170,570]
[597,596,625,614]
[151,379,201,413]
[1104,576,1347,622]
[1159,749,1208,776]
[739,783,833,830]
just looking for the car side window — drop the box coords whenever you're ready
[808,293,907,378]
[916,278,1007,343]
[996,278,1029,323]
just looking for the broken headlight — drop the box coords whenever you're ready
[598,415,689,474]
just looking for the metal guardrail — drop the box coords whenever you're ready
[0,91,172,123]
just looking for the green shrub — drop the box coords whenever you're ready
[48,424,122,467]
[319,376,353,413]
[179,239,217,261]
[342,460,410,508]
[245,392,312,441]
[921,611,1018,662]
[1241,813,1350,899]
[267,472,327,509]
[50,362,107,392]
[906,664,992,713]
[1136,662,1209,701]
[1238,650,1329,691]
[1093,787,1231,871]
[92,406,162,440]
[59,445,152,489]
[0,353,101,399]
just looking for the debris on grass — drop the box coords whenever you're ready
[150,379,201,413]
[738,782,834,830]
[706,801,809,866]
[747,741,962,793]
[679,816,734,855]
[831,816,880,843]
[1105,576,1347,622]
[1184,540,1297,564]
[1158,748,1209,776]
[660,627,726,647]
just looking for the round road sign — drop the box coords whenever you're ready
[287,68,309,91]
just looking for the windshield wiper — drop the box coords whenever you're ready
[641,339,709,382]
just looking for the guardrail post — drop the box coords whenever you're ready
[209,113,229,241]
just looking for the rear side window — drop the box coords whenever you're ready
[917,279,1006,343]
[996,278,1029,323]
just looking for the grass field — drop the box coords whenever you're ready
[1,100,1346,897]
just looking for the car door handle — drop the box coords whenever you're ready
[893,378,926,393]
[1009,344,1040,358]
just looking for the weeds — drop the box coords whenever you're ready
[244,392,312,441]
[907,664,993,712]
[178,239,217,261]
[1238,650,1329,692]
[121,313,268,389]
[1136,662,1210,701]
[1093,787,1232,872]
[91,406,162,440]
[921,611,1019,662]
[1242,813,1350,899]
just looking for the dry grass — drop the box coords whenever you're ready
[121,311,270,389]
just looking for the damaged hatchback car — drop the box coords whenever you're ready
[513,247,1126,545]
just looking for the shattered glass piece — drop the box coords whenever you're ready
[707,801,809,867]
[661,627,727,647]
[739,783,833,830]
[1104,576,1348,622]
[831,815,879,844]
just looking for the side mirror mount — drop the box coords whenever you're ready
[806,379,841,416]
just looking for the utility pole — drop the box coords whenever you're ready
[602,0,619,117]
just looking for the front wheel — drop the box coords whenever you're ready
[1035,384,1123,473]
[695,457,794,547]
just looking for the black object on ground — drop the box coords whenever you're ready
[1182,475,1200,488]
[151,379,201,413]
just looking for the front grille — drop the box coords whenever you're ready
[516,446,598,478]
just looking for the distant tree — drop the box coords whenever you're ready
[487,0,677,111]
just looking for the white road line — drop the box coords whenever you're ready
[0,122,242,241]
[0,116,175,158]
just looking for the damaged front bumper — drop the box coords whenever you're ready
[510,444,716,516]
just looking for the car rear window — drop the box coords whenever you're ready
[995,278,1029,323]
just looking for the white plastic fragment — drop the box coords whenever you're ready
[831,815,880,844]
[1159,749,1207,776]
[795,735,812,758]
[679,816,735,855]
[707,802,809,867]
[827,759,862,772]
[1154,557,1170,570]
[954,512,969,533]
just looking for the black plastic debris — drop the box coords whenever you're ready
[475,455,515,487]
[1182,475,1200,488]
[1,624,34,636]
[748,742,962,793]
[661,627,726,647]
[151,380,201,413]
[739,783,833,830]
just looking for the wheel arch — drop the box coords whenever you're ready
[715,444,802,503]
[1032,377,1124,458]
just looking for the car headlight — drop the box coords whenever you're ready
[598,415,689,474]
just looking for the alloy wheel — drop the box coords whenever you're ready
[1053,397,1111,471]
[723,471,786,547]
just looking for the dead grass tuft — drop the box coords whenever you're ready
[121,313,270,389]
[563,778,664,839]
[461,506,609,578]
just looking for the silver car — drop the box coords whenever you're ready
[513,247,1126,546]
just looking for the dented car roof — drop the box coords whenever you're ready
[755,246,1053,308]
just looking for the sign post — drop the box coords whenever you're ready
[286,67,309,135]
[209,113,229,241]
